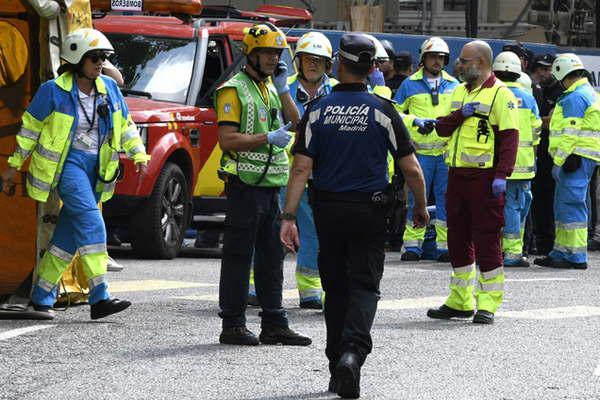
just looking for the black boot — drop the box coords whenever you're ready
[473,310,495,324]
[400,251,420,261]
[259,326,312,346]
[427,304,474,319]
[548,260,588,270]
[299,300,323,310]
[219,327,259,346]
[336,352,361,399]
[90,298,131,320]
[436,252,451,263]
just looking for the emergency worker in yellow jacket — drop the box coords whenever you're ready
[0,29,149,319]
[534,54,600,270]
[426,41,520,325]
[215,24,311,346]
[393,37,458,262]
[492,52,542,267]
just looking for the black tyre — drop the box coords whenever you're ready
[130,162,190,259]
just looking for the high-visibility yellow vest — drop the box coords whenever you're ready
[394,69,459,156]
[445,78,519,169]
[504,81,542,179]
[549,77,600,166]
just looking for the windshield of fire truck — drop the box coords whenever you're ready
[105,33,195,103]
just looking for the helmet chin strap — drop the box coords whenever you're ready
[247,55,269,80]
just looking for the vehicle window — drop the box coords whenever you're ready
[198,38,226,103]
[105,33,196,103]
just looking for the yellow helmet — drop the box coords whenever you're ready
[242,24,288,55]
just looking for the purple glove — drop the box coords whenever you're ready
[369,68,385,87]
[492,178,506,198]
[461,102,480,117]
[552,165,561,182]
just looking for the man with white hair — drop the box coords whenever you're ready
[426,41,520,325]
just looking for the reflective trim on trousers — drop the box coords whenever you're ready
[36,277,56,293]
[481,267,504,280]
[297,265,320,277]
[557,221,588,230]
[79,243,107,255]
[437,241,448,251]
[432,219,447,228]
[503,232,521,239]
[89,275,107,289]
[403,239,423,248]
[450,277,477,287]
[504,253,522,260]
[48,245,74,262]
[477,281,504,292]
[553,244,587,254]
[299,289,323,301]
[453,264,475,274]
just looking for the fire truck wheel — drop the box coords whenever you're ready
[130,162,190,259]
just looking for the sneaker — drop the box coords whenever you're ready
[473,310,494,324]
[259,326,312,346]
[219,327,259,346]
[436,252,451,263]
[427,304,474,319]
[107,256,124,272]
[400,251,420,261]
[504,257,530,268]
[299,300,323,310]
[90,298,131,320]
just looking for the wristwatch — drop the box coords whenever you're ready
[280,212,296,221]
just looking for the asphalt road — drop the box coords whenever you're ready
[1,248,600,400]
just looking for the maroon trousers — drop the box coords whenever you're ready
[445,168,505,272]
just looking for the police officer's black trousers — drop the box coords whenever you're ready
[218,182,288,329]
[312,197,386,373]
[532,135,555,254]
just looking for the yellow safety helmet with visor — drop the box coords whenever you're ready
[242,24,288,55]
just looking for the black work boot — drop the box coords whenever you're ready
[473,310,495,324]
[533,256,555,267]
[90,299,131,320]
[436,252,451,263]
[547,260,588,270]
[400,251,420,261]
[336,352,361,399]
[299,300,323,310]
[259,326,312,346]
[427,304,474,320]
[219,327,259,346]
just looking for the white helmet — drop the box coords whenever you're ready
[420,37,450,65]
[552,53,585,81]
[364,34,389,61]
[517,72,533,95]
[61,28,114,65]
[295,31,333,61]
[493,51,522,75]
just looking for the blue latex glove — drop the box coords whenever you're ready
[272,61,289,94]
[461,102,480,117]
[369,68,385,87]
[267,122,292,148]
[413,118,437,133]
[492,178,506,198]
[552,165,561,182]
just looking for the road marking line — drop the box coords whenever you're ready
[594,363,600,377]
[499,306,600,320]
[110,280,215,293]
[378,296,447,310]
[174,289,299,302]
[505,278,576,282]
[0,325,56,341]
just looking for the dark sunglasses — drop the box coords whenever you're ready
[86,52,109,63]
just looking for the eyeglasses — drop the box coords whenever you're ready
[458,57,478,64]
[86,52,109,63]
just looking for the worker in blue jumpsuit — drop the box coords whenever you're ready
[280,33,428,399]
[1,29,149,319]
[534,53,600,269]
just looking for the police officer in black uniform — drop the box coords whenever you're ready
[280,33,428,399]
